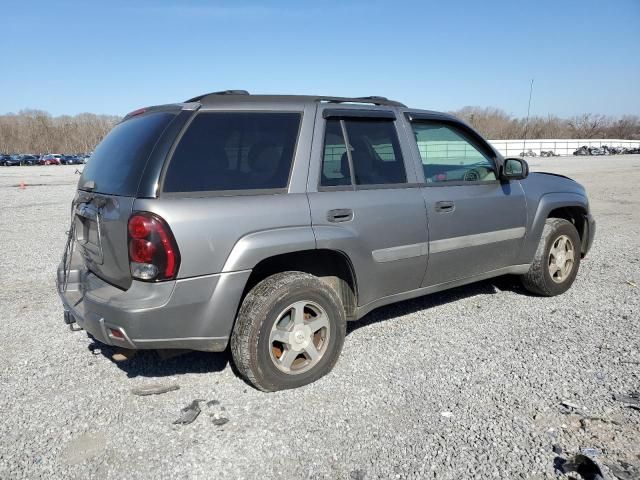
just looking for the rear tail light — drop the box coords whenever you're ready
[127,212,180,281]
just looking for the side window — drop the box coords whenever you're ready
[163,112,300,193]
[321,119,350,186]
[320,118,406,187]
[411,122,497,183]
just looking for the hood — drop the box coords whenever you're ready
[520,172,588,203]
[533,171,576,182]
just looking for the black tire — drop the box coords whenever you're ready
[521,218,581,296]
[231,271,346,392]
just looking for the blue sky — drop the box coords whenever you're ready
[1,0,638,117]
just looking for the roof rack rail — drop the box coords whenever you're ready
[184,91,406,107]
[316,95,406,107]
[185,90,250,103]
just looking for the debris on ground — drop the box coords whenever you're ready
[111,348,137,362]
[131,383,180,396]
[211,417,229,426]
[205,399,229,426]
[554,454,604,480]
[613,392,639,405]
[581,447,602,457]
[573,145,640,156]
[173,400,205,425]
[440,411,453,418]
[560,400,583,413]
[614,393,640,410]
[625,280,638,288]
[606,461,640,480]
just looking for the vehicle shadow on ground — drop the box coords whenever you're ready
[347,274,526,335]
[88,275,525,378]
[86,339,230,378]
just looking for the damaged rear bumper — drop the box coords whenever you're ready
[56,261,250,352]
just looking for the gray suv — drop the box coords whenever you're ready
[58,91,595,391]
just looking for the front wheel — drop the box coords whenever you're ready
[231,271,346,392]
[520,218,581,296]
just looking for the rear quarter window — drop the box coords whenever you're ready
[162,112,301,193]
[79,112,176,196]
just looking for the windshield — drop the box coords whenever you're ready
[79,112,176,196]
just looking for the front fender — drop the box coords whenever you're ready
[222,226,316,272]
[519,192,589,263]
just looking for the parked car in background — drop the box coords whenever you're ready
[21,155,40,165]
[40,154,63,165]
[2,155,22,166]
[74,153,91,164]
[62,155,83,165]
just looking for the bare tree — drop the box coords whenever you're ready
[453,106,523,139]
[608,115,640,140]
[446,108,640,140]
[567,114,608,139]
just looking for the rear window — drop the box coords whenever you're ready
[79,112,176,196]
[163,112,301,193]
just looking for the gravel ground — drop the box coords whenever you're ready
[0,156,638,480]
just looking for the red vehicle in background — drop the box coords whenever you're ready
[39,154,63,165]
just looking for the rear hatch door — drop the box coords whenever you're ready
[75,109,180,289]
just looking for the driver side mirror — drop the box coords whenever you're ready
[501,157,529,180]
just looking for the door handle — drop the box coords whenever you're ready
[327,208,354,223]
[435,201,455,213]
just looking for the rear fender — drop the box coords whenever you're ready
[222,227,316,272]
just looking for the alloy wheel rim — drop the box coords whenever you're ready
[268,301,330,375]
[548,234,575,283]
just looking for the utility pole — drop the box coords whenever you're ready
[522,78,534,156]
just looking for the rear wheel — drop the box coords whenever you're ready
[521,218,581,296]
[231,271,346,391]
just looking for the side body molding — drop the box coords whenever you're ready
[519,192,589,264]
[222,226,317,272]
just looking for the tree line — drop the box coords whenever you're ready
[1,108,639,154]
[0,110,120,154]
[452,107,640,140]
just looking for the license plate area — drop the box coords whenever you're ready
[75,205,104,264]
